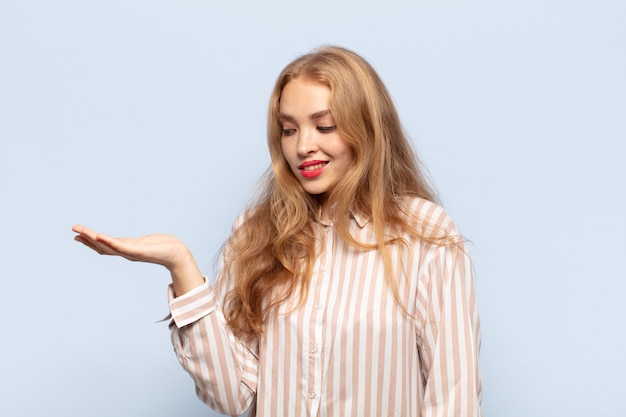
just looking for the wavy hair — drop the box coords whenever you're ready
[223,46,445,337]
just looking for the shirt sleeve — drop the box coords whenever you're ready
[168,279,258,416]
[416,238,483,417]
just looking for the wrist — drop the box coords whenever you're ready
[169,249,204,297]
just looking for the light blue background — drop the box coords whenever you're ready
[1,1,624,416]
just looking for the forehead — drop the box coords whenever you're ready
[279,79,332,117]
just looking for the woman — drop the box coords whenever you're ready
[73,46,482,416]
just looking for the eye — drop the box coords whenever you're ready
[317,126,336,133]
[281,128,296,137]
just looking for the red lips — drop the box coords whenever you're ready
[298,160,328,178]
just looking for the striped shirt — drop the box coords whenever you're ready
[168,197,482,416]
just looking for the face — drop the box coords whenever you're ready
[279,79,354,205]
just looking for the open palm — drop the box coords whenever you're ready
[72,224,204,296]
[72,224,189,269]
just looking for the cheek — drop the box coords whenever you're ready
[347,147,355,163]
[342,149,357,176]
[280,141,296,168]
[336,134,354,160]
[341,143,355,166]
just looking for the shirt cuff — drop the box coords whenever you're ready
[168,277,217,328]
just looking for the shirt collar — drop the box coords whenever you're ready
[317,207,370,228]
[350,208,370,228]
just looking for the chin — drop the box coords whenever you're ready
[304,190,329,198]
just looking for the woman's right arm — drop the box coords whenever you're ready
[72,224,258,414]
[168,280,258,415]
[71,224,204,296]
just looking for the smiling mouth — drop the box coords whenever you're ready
[300,162,328,171]
[298,161,328,178]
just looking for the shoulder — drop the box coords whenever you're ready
[398,197,464,246]
[397,196,453,229]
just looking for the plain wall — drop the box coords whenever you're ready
[1,1,624,416]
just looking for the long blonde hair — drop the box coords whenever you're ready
[223,46,442,337]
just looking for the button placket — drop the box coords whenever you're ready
[307,222,332,413]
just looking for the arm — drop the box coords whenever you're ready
[72,224,258,414]
[416,240,483,417]
[71,224,204,296]
[168,279,258,415]
[164,218,259,415]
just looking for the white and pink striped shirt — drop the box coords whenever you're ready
[168,197,482,416]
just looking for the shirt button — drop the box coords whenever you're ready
[314,302,323,310]
[311,345,319,354]
[309,391,316,399]
[321,265,329,272]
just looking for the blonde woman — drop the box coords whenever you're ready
[73,46,482,416]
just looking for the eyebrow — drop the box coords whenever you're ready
[279,109,332,123]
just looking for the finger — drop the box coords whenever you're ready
[74,230,126,256]
[93,232,115,244]
[73,225,100,242]
[72,224,99,237]
[72,224,86,234]
[74,232,98,248]
[82,230,120,254]
[74,235,107,255]
[96,235,141,258]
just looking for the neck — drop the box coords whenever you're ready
[319,194,332,222]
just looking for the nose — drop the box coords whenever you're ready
[297,128,318,156]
